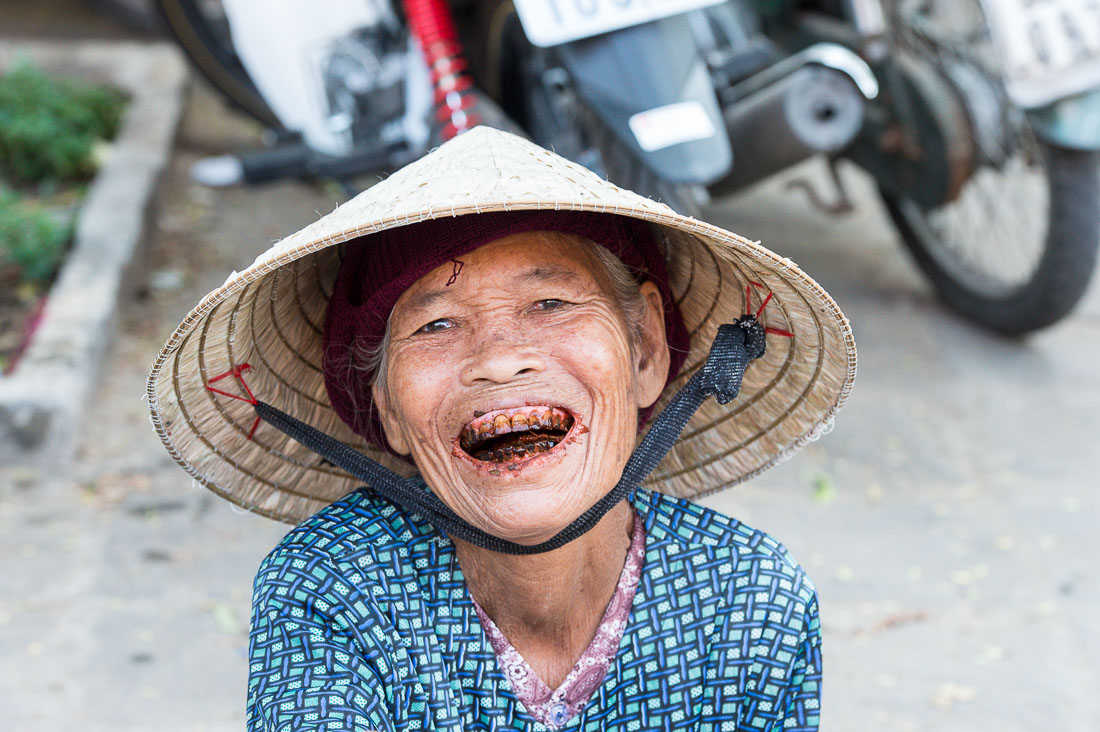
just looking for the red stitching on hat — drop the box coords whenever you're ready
[754,291,774,319]
[744,283,793,339]
[205,363,263,439]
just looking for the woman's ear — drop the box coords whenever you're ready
[371,380,411,455]
[634,281,671,410]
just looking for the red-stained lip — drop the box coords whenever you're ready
[451,405,584,471]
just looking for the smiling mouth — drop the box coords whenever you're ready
[458,406,576,464]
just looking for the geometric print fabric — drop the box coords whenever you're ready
[247,488,821,731]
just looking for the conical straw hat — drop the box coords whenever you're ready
[147,127,856,524]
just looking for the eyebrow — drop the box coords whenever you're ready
[403,265,585,312]
[517,265,585,287]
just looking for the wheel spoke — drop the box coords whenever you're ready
[888,0,1049,296]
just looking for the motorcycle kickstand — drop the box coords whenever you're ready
[785,156,855,216]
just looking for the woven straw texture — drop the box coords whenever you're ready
[147,127,856,524]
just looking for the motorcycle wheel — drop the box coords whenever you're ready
[588,112,704,217]
[879,0,1100,334]
[477,0,702,216]
[155,0,281,128]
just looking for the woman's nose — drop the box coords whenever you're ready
[460,334,545,385]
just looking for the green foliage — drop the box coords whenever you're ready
[0,63,123,288]
[807,470,837,504]
[0,191,72,286]
[0,62,127,185]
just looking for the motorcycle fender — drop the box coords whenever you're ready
[554,16,732,184]
[1027,88,1100,151]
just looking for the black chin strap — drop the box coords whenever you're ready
[254,315,766,554]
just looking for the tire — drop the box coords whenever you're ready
[477,0,702,216]
[883,146,1100,333]
[155,0,282,128]
[878,0,1100,334]
[86,0,163,32]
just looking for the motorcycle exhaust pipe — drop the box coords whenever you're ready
[711,44,877,195]
[190,141,397,187]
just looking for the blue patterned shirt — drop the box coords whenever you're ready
[247,488,822,731]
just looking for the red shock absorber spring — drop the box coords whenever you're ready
[402,0,480,140]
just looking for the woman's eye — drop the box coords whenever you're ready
[415,318,454,334]
[532,298,566,311]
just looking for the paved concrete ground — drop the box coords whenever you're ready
[702,168,1100,731]
[2,19,1099,731]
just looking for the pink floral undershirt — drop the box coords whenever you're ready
[470,513,646,729]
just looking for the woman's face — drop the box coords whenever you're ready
[373,232,669,545]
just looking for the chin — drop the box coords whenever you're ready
[480,499,584,544]
[456,465,601,545]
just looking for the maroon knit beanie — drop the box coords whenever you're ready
[323,210,689,452]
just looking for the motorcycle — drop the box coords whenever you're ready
[156,0,1100,334]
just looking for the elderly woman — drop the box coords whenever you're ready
[148,128,855,731]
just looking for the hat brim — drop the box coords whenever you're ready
[147,127,856,524]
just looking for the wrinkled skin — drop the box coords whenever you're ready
[373,232,669,545]
[372,232,670,687]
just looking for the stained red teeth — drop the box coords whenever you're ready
[459,406,576,462]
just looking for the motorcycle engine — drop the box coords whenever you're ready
[320,25,430,153]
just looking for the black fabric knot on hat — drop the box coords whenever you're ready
[699,316,767,405]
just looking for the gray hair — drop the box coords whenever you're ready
[357,232,650,394]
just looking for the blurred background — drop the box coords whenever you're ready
[1,0,1098,730]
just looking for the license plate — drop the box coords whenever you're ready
[981,0,1100,107]
[629,100,717,150]
[513,0,724,48]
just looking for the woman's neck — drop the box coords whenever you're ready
[454,501,634,687]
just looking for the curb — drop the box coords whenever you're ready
[0,41,187,463]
